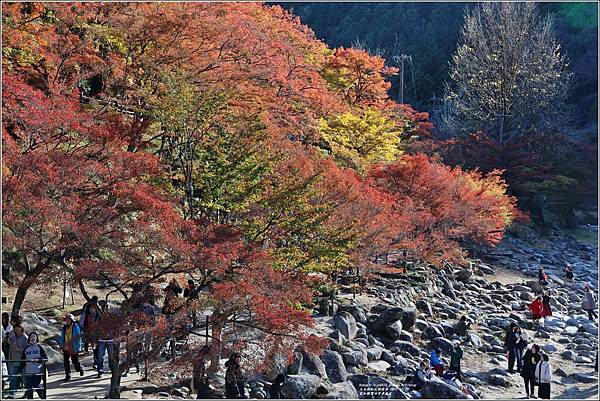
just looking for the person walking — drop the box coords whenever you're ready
[449,341,463,381]
[582,284,597,321]
[79,296,99,354]
[58,314,84,381]
[95,305,115,379]
[21,332,47,399]
[521,344,541,399]
[529,296,544,325]
[515,327,528,373]
[453,316,470,337]
[6,325,28,398]
[504,323,518,373]
[429,348,445,376]
[2,312,13,365]
[535,353,552,399]
[224,353,245,399]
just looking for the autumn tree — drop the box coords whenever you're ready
[443,2,572,143]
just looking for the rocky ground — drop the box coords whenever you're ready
[7,230,599,399]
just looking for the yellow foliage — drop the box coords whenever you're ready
[319,108,403,170]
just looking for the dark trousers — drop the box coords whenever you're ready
[538,382,550,399]
[515,348,524,372]
[450,365,462,382]
[507,348,516,371]
[25,374,45,399]
[523,377,535,396]
[63,351,82,377]
[587,309,597,320]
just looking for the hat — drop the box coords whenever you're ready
[64,313,76,322]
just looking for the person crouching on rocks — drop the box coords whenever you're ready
[521,344,541,399]
[535,353,552,399]
[529,296,544,325]
[413,359,432,391]
[429,348,445,376]
[453,316,470,337]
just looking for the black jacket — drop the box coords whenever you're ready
[504,330,517,350]
[520,349,541,379]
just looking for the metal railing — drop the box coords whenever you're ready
[2,358,48,399]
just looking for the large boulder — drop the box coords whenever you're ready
[526,280,543,294]
[342,350,368,367]
[281,374,322,399]
[338,305,368,325]
[421,377,468,399]
[322,351,347,383]
[416,300,434,317]
[385,321,403,340]
[401,308,417,330]
[347,374,409,399]
[326,380,359,399]
[301,351,328,378]
[488,374,511,387]
[334,312,358,339]
[371,307,404,333]
[428,337,454,354]
[391,341,421,357]
[569,372,597,384]
[422,325,444,340]
[456,270,473,282]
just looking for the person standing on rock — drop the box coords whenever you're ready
[535,353,552,399]
[562,264,574,282]
[224,353,245,398]
[20,332,47,399]
[538,267,549,286]
[515,327,528,373]
[453,316,470,337]
[581,284,597,321]
[541,292,552,320]
[504,323,518,373]
[429,348,445,376]
[520,343,541,399]
[450,341,463,381]
[529,296,544,325]
[58,314,84,381]
[413,359,432,391]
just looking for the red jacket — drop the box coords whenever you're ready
[529,299,543,320]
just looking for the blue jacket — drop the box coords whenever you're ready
[58,323,83,354]
[430,351,444,367]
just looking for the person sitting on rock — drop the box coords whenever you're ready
[538,267,549,286]
[541,292,552,320]
[429,348,445,376]
[453,316,470,337]
[529,296,544,324]
[413,359,432,390]
[582,284,597,321]
[562,264,574,282]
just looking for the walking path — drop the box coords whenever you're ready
[46,369,141,399]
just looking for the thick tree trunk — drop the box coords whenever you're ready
[78,279,91,302]
[109,340,122,399]
[207,312,224,376]
[11,259,49,317]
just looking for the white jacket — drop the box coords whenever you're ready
[535,361,552,384]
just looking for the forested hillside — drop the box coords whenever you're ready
[282,2,598,130]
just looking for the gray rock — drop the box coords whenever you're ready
[342,350,368,367]
[281,374,322,399]
[416,300,434,317]
[456,269,473,282]
[334,312,358,340]
[581,323,598,335]
[322,351,347,383]
[488,374,511,387]
[421,377,468,399]
[366,360,391,372]
[466,333,483,348]
[422,325,444,340]
[327,380,359,399]
[348,374,409,399]
[520,292,534,301]
[301,351,328,378]
[401,308,417,330]
[385,320,404,340]
[560,350,576,361]
[541,344,558,353]
[339,305,368,325]
[554,368,567,377]
[398,330,414,342]
[526,280,543,294]
[392,341,421,357]
[428,337,454,354]
[366,346,384,361]
[569,372,597,383]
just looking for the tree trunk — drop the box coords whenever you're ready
[78,279,91,302]
[109,340,122,399]
[207,313,224,376]
[11,260,49,317]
